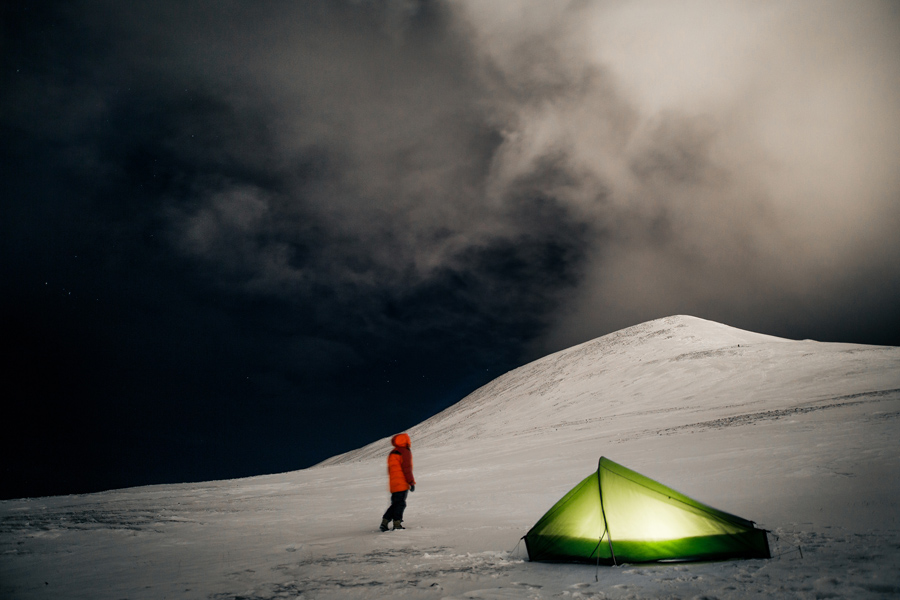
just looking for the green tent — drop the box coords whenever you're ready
[524,457,770,564]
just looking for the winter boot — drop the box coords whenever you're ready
[392,520,405,530]
[380,518,390,532]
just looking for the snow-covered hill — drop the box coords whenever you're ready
[324,315,898,461]
[2,316,899,599]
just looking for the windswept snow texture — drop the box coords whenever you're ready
[3,316,900,599]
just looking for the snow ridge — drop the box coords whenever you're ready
[320,314,895,464]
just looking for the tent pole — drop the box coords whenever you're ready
[595,526,607,582]
[597,458,617,566]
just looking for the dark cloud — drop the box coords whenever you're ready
[453,0,900,351]
[3,0,899,498]
[1,0,587,498]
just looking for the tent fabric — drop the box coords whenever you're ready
[524,457,770,564]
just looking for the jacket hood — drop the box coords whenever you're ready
[391,433,411,449]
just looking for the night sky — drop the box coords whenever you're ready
[3,1,899,500]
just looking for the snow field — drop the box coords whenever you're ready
[2,316,899,599]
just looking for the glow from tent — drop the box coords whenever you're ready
[526,458,771,563]
[604,471,740,543]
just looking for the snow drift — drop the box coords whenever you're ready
[2,315,899,599]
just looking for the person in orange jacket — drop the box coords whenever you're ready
[380,432,416,531]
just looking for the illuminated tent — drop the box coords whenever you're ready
[524,457,770,564]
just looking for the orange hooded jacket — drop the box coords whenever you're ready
[387,433,416,493]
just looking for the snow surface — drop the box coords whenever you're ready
[2,315,899,599]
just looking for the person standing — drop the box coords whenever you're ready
[380,433,416,531]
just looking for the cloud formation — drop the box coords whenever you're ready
[111,0,899,354]
[3,0,900,496]
[453,0,900,350]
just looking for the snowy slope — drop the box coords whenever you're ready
[2,315,899,599]
[324,315,896,459]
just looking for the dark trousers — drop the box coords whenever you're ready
[382,490,408,521]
